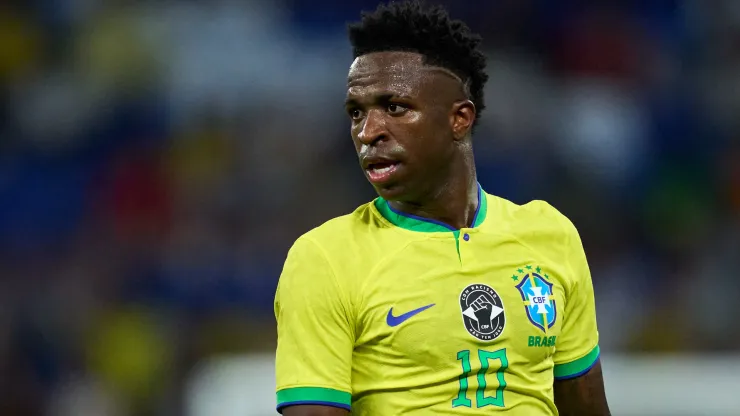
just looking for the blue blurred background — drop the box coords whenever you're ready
[1,0,739,415]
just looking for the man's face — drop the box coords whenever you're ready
[345,52,466,202]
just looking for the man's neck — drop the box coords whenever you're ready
[388,175,480,230]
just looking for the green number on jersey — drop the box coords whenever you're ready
[452,348,508,408]
[452,351,473,407]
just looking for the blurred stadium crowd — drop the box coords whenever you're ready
[0,0,738,415]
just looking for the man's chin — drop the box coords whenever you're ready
[371,182,406,201]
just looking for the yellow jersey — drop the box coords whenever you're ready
[275,185,600,415]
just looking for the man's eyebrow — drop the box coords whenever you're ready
[344,93,413,107]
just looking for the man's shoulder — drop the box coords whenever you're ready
[295,199,392,257]
[302,198,375,235]
[485,193,579,240]
[486,194,586,288]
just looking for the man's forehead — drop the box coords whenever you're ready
[345,54,423,102]
[347,51,464,93]
[345,51,467,104]
[349,52,425,76]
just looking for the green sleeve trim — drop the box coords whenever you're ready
[276,387,351,408]
[554,345,600,380]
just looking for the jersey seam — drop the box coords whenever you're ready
[363,203,452,319]
[551,211,600,367]
[276,384,352,395]
[477,197,573,275]
[552,340,599,366]
[299,235,358,343]
[555,211,580,300]
[354,237,430,328]
[483,230,568,272]
[361,233,440,303]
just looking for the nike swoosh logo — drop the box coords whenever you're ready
[386,303,435,327]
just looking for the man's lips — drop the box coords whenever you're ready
[365,161,401,184]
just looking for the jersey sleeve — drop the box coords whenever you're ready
[274,235,354,412]
[552,216,601,380]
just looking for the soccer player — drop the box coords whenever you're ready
[274,1,610,415]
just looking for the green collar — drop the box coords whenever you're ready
[374,184,487,232]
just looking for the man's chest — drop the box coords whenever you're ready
[352,237,569,375]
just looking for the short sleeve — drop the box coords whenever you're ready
[552,217,601,380]
[274,236,354,412]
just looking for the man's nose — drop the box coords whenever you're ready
[357,109,388,145]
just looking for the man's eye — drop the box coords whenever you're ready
[350,109,363,120]
[387,104,405,114]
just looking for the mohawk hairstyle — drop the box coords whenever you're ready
[348,0,488,128]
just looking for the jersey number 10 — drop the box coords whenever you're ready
[452,348,508,408]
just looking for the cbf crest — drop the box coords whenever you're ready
[512,266,556,332]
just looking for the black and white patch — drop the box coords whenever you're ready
[459,283,505,341]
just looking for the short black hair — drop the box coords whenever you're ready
[348,0,488,128]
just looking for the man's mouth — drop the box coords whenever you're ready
[366,161,400,184]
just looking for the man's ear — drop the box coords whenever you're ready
[450,100,476,141]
